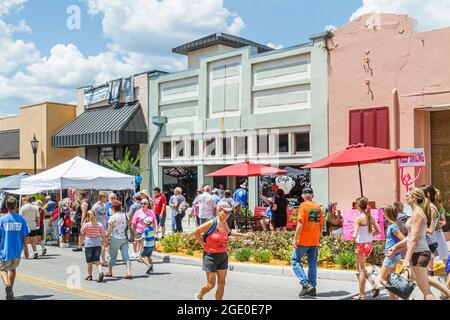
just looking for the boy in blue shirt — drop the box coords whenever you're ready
[0,197,30,300]
[137,217,155,275]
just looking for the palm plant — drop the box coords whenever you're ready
[102,148,143,176]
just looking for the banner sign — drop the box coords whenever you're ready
[399,148,426,167]
[343,208,385,241]
[123,76,134,103]
[84,82,110,105]
[109,78,122,105]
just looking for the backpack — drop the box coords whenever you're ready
[202,217,217,241]
[177,200,189,216]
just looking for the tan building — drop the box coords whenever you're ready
[0,102,78,175]
[53,70,166,189]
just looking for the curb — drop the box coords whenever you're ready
[152,252,359,283]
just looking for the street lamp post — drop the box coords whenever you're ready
[31,134,39,174]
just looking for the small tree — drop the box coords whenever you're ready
[102,148,143,176]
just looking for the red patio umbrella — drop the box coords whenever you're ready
[207,161,288,177]
[303,143,415,197]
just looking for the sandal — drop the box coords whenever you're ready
[85,275,93,281]
[104,273,113,278]
[372,288,380,298]
[124,275,133,280]
[352,295,366,300]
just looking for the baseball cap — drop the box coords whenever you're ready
[217,201,233,213]
[133,192,141,199]
[302,187,314,195]
[143,217,153,225]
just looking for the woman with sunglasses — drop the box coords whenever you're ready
[131,198,157,259]
[193,201,252,300]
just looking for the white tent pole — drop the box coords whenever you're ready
[60,189,63,201]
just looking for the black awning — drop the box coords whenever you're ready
[0,129,20,159]
[52,103,148,148]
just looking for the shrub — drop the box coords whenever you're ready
[180,233,202,251]
[278,247,294,264]
[318,245,333,263]
[367,241,385,265]
[253,250,273,263]
[234,248,252,262]
[160,233,183,253]
[335,251,356,270]
[186,248,194,256]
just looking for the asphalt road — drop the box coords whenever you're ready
[2,243,448,301]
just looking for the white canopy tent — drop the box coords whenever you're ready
[9,156,135,195]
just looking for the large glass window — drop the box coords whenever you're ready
[236,136,248,155]
[276,134,289,154]
[223,137,232,156]
[295,133,310,153]
[257,134,270,154]
[190,140,199,157]
[205,138,216,157]
[175,140,184,158]
[100,146,114,162]
[162,166,198,203]
[162,142,172,159]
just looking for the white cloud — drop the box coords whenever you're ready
[87,0,245,55]
[351,0,450,31]
[324,25,337,32]
[0,0,27,16]
[267,42,283,50]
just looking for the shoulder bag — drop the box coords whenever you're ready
[385,269,416,300]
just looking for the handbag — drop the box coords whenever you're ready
[385,269,416,300]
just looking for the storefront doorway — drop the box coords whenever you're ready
[431,110,450,230]
[162,166,198,203]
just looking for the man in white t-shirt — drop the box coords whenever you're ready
[19,197,40,259]
[193,185,217,224]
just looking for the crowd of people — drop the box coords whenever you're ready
[0,182,449,301]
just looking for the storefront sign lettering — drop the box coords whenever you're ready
[275,176,295,194]
[399,148,426,167]
[84,82,110,105]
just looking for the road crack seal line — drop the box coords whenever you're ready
[17,273,130,300]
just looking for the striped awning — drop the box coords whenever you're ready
[52,103,148,148]
[0,129,20,159]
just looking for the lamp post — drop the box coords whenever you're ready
[31,134,39,174]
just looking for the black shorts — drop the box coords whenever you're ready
[412,251,432,267]
[85,246,101,263]
[272,214,287,229]
[37,227,44,237]
[28,229,39,237]
[141,247,154,258]
[202,252,228,273]
[428,242,438,254]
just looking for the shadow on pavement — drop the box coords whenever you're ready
[316,290,351,298]
[15,294,54,300]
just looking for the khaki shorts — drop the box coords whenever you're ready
[0,259,20,272]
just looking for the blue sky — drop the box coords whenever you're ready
[0,0,448,115]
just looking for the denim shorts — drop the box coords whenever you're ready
[141,247,154,258]
[155,214,166,227]
[383,254,401,268]
[85,246,101,263]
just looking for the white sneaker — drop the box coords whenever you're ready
[194,293,202,300]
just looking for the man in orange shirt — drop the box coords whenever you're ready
[291,187,324,297]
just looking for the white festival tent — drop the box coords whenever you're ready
[9,156,135,195]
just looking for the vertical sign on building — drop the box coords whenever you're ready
[123,76,134,104]
[109,78,122,106]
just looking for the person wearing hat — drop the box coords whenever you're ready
[292,187,324,298]
[135,216,156,275]
[193,201,252,300]
[140,190,151,202]
[233,181,248,209]
[131,198,157,258]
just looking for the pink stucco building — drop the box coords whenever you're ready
[327,13,450,211]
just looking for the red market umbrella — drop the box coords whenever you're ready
[303,143,415,197]
[207,161,288,177]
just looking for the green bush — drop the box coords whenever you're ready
[160,233,183,253]
[234,248,252,262]
[253,250,273,263]
[318,245,332,263]
[180,233,202,251]
[278,247,294,264]
[335,251,356,270]
[367,241,385,265]
[186,248,194,256]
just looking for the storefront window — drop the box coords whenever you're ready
[236,136,248,155]
[100,146,114,162]
[162,166,198,203]
[205,138,216,157]
[257,134,270,154]
[223,137,232,156]
[258,166,311,207]
[190,140,199,157]
[175,140,184,157]
[277,134,289,154]
[162,142,172,159]
[295,133,310,152]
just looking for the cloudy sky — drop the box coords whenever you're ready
[1,0,450,115]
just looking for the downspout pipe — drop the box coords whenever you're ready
[392,89,400,201]
[148,116,167,191]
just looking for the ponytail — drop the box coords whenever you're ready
[422,198,431,228]
[87,210,96,225]
[411,187,432,227]
[356,196,371,230]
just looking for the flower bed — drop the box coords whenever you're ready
[156,232,447,275]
